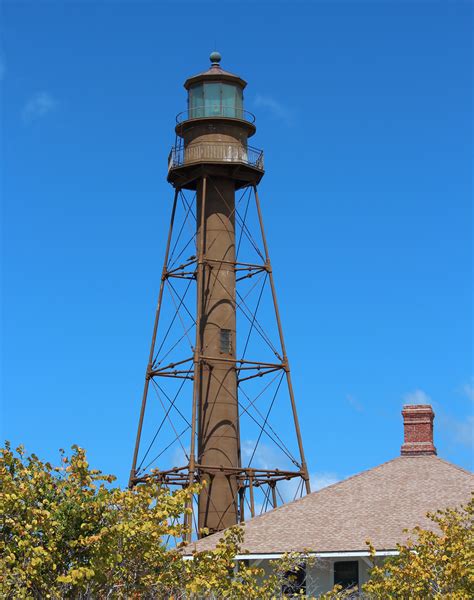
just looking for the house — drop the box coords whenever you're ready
[184,404,473,596]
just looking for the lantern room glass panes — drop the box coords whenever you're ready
[189,84,204,117]
[204,83,221,116]
[222,84,239,117]
[189,82,243,118]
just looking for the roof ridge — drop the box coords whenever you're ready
[313,455,473,494]
[309,456,403,494]
[426,454,474,476]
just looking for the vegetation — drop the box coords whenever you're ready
[1,442,472,598]
[362,495,474,599]
[0,443,304,598]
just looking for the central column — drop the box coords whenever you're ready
[196,176,240,534]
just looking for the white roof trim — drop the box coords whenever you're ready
[234,550,399,560]
[183,550,399,561]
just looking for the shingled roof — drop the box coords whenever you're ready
[184,454,473,556]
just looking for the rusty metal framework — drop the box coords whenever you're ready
[129,178,310,541]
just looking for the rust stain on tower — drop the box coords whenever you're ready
[130,53,310,539]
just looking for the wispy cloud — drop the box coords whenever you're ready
[175,439,340,492]
[241,440,340,504]
[310,471,340,491]
[452,415,474,446]
[462,378,474,402]
[277,470,340,505]
[254,94,294,124]
[440,414,474,448]
[440,378,474,448]
[22,91,58,124]
[347,393,363,412]
[170,445,189,468]
[403,389,432,405]
[241,439,283,470]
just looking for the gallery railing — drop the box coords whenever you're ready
[176,107,256,123]
[168,141,264,172]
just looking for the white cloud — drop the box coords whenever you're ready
[241,440,340,506]
[254,94,294,124]
[277,471,340,506]
[22,91,57,124]
[170,445,189,468]
[403,389,432,405]
[440,414,474,448]
[241,439,284,470]
[310,471,340,491]
[452,416,474,446]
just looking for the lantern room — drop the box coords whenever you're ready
[183,52,248,121]
[188,80,243,118]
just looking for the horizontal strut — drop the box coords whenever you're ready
[131,465,305,487]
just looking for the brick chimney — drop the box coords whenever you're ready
[401,404,437,456]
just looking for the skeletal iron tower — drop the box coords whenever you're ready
[130,53,310,539]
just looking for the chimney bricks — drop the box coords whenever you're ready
[401,404,437,456]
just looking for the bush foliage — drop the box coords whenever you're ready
[1,443,472,599]
[0,443,303,598]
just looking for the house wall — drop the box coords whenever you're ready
[307,557,372,596]
[248,556,381,597]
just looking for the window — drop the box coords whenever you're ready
[220,329,232,354]
[282,563,306,596]
[204,83,221,117]
[222,83,240,117]
[189,84,204,117]
[334,561,359,592]
[188,83,243,118]
[235,85,243,115]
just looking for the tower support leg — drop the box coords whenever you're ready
[253,185,311,494]
[129,188,179,488]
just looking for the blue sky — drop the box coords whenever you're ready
[2,1,472,491]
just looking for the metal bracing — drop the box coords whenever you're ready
[129,188,179,488]
[129,180,310,539]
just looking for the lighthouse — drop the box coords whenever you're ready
[130,53,310,539]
